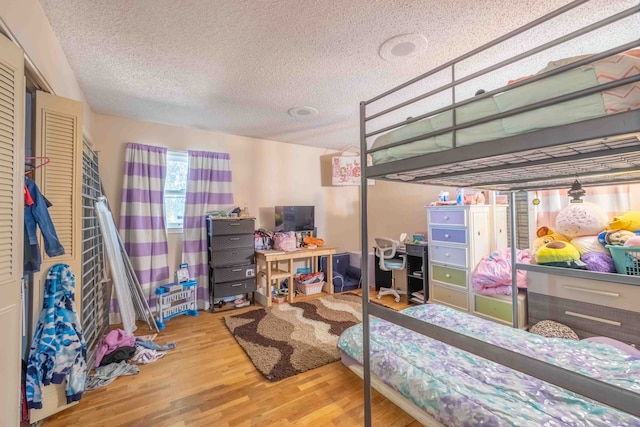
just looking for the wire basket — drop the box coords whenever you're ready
[295,280,325,295]
[607,245,640,275]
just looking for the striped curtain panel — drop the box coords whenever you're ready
[183,150,233,309]
[535,185,631,230]
[118,143,170,313]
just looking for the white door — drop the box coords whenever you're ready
[29,91,83,423]
[0,33,25,427]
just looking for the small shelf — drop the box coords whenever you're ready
[258,269,290,280]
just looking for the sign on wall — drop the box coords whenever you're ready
[331,155,374,186]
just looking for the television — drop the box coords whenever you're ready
[274,206,315,232]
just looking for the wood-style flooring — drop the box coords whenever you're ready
[42,290,419,427]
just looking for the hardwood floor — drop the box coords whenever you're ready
[42,291,420,427]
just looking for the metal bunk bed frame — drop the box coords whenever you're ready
[357,1,640,424]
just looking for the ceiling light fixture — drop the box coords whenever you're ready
[288,106,319,119]
[379,33,428,62]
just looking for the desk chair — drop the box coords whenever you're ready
[374,237,407,302]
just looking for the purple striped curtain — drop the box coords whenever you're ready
[118,143,170,315]
[183,150,233,309]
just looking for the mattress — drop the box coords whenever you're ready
[371,50,640,165]
[337,303,640,426]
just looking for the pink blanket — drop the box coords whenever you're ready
[472,248,531,296]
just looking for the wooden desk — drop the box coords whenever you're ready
[255,247,337,306]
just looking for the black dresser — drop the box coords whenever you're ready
[206,216,256,311]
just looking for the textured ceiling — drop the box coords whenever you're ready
[38,0,638,150]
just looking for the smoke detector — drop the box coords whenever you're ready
[379,33,428,62]
[288,106,319,119]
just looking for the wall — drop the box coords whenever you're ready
[0,0,94,137]
[93,114,447,278]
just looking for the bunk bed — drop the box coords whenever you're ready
[348,1,640,425]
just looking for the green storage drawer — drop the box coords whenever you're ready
[475,295,512,323]
[431,265,466,287]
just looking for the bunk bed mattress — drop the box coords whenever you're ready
[371,51,640,165]
[337,304,640,426]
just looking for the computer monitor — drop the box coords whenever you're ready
[274,206,315,232]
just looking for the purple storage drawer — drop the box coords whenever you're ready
[428,209,466,226]
[430,228,467,244]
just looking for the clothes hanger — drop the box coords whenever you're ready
[25,156,51,175]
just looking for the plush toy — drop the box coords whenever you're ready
[532,226,569,255]
[623,236,640,260]
[581,252,616,273]
[555,202,609,239]
[571,235,610,255]
[598,229,637,246]
[608,211,640,231]
[535,240,586,269]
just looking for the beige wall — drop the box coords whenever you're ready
[93,114,448,278]
[0,0,94,137]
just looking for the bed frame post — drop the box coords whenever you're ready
[359,100,372,427]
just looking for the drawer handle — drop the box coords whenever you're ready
[231,268,242,272]
[445,253,450,257]
[231,283,243,287]
[444,234,450,239]
[445,274,451,278]
[565,311,621,326]
[444,216,449,220]
[563,286,619,298]
[229,237,240,241]
[229,223,240,226]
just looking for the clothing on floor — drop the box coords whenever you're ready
[135,338,176,351]
[26,264,87,409]
[131,347,166,364]
[94,329,137,368]
[100,346,136,366]
[85,361,139,391]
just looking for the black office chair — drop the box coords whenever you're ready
[374,237,407,302]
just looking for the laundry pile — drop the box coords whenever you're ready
[85,329,176,391]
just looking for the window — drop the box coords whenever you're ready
[165,150,188,230]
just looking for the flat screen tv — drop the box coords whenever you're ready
[274,206,315,232]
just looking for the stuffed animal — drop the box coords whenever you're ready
[608,211,640,232]
[535,241,586,269]
[598,229,637,246]
[555,202,609,239]
[532,226,569,255]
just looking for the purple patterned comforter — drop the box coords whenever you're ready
[337,303,640,426]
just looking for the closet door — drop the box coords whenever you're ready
[0,34,24,427]
[29,91,83,422]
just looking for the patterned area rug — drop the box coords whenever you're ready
[224,293,362,381]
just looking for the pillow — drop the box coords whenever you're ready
[555,202,609,239]
[583,336,640,358]
[571,235,609,255]
[529,320,579,340]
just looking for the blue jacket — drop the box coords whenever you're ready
[24,176,65,257]
[26,264,87,409]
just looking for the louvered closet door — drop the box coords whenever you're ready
[0,34,24,427]
[29,91,83,423]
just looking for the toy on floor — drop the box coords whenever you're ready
[155,264,198,329]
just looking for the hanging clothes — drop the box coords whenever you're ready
[24,176,64,273]
[26,264,87,409]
